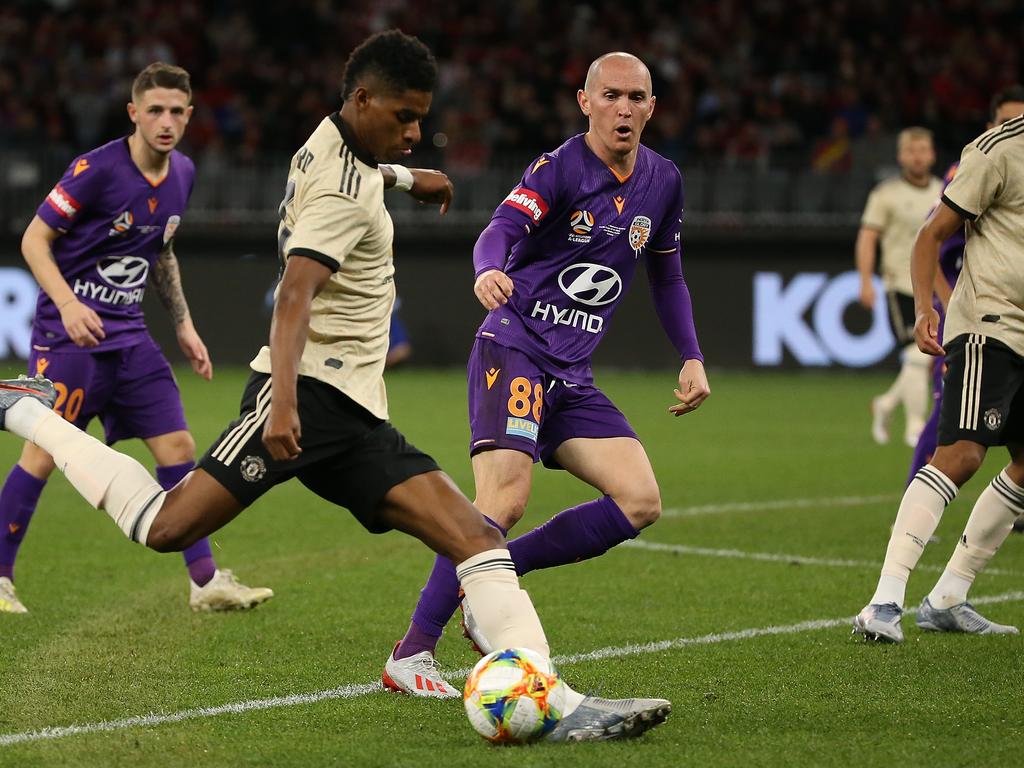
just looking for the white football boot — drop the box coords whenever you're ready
[382,642,459,699]
[189,569,274,612]
[916,597,1019,635]
[870,396,893,445]
[547,696,672,742]
[0,577,28,614]
[852,602,904,643]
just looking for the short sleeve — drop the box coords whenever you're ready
[286,190,369,272]
[650,165,684,253]
[36,156,106,233]
[492,154,562,231]
[942,142,1003,222]
[860,186,888,230]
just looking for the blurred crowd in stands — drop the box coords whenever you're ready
[2,0,1021,174]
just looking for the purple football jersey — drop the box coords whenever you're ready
[477,135,684,384]
[33,138,194,353]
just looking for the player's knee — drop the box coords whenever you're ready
[153,431,197,466]
[144,512,193,553]
[616,486,662,530]
[932,444,985,487]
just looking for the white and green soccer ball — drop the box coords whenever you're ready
[463,647,566,744]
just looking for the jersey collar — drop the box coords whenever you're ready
[330,112,378,168]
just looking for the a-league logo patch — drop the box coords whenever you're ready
[240,455,267,482]
[628,215,651,256]
[984,408,1003,431]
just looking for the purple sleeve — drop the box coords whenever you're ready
[35,155,105,233]
[473,215,528,277]
[645,248,703,364]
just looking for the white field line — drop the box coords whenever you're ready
[663,493,901,518]
[3,590,1023,748]
[621,539,1022,577]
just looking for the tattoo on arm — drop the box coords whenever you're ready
[153,242,190,325]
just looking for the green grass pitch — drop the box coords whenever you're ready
[0,366,1021,766]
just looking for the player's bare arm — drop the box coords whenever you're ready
[670,359,710,417]
[263,255,333,461]
[911,201,965,356]
[153,240,212,380]
[855,225,881,308]
[380,165,454,214]
[20,214,105,347]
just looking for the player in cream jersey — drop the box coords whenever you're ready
[251,111,395,419]
[857,128,942,446]
[855,111,1024,642]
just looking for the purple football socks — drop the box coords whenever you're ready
[0,465,47,581]
[157,462,216,587]
[396,498,637,658]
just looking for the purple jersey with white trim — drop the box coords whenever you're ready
[33,138,194,353]
[477,134,683,384]
[937,162,965,287]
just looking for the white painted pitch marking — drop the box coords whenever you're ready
[621,538,1022,577]
[3,590,1023,748]
[662,493,901,518]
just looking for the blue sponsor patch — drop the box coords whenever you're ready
[505,417,539,441]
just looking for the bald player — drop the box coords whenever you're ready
[384,51,708,696]
[857,128,942,447]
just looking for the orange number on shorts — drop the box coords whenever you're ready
[52,383,85,422]
[507,377,544,422]
[507,377,532,418]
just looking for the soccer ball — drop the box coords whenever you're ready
[463,647,566,743]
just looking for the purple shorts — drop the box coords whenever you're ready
[27,334,188,445]
[466,338,638,467]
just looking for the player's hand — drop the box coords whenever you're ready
[409,169,454,215]
[670,359,710,416]
[914,307,945,356]
[176,319,213,381]
[474,269,514,310]
[858,281,876,310]
[59,299,105,348]
[262,402,302,461]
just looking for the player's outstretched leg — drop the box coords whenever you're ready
[377,469,670,740]
[0,377,245,555]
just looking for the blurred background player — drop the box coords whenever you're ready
[0,63,272,615]
[385,297,413,368]
[383,51,709,695]
[0,31,672,741]
[856,128,942,447]
[905,87,1024,496]
[854,104,1024,642]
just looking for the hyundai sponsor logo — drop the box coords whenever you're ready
[557,263,622,307]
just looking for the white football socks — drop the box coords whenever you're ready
[870,465,958,607]
[928,470,1024,609]
[6,398,165,544]
[900,344,932,442]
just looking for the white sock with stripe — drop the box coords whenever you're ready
[455,549,584,713]
[870,465,958,608]
[6,398,165,544]
[928,470,1024,609]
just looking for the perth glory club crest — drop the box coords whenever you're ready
[629,215,651,257]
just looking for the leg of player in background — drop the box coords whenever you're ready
[0,442,53,613]
[905,356,944,486]
[917,443,1024,635]
[854,440,984,642]
[900,344,933,447]
[145,431,273,611]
